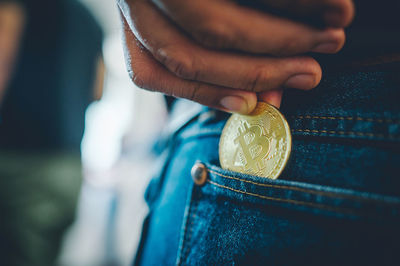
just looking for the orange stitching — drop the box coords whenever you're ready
[291,129,400,139]
[207,180,356,215]
[207,169,398,204]
[292,115,400,124]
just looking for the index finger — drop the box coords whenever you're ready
[246,0,355,27]
[150,0,345,55]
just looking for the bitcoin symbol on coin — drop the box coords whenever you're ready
[234,122,271,172]
[219,102,292,179]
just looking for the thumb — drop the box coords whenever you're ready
[258,90,283,109]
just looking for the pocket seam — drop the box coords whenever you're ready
[291,129,398,139]
[291,115,400,125]
[207,169,400,205]
[177,186,199,266]
[207,179,358,215]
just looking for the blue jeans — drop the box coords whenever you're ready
[135,68,400,265]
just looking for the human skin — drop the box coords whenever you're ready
[118,0,354,113]
[0,2,25,104]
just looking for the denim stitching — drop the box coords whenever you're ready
[176,204,191,266]
[292,115,400,124]
[179,191,198,266]
[177,189,197,266]
[208,169,400,204]
[292,129,399,139]
[207,180,357,215]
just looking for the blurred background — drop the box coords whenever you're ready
[0,0,167,265]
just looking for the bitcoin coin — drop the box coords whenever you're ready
[219,102,292,180]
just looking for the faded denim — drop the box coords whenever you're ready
[135,69,400,266]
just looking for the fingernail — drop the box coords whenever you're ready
[284,74,316,90]
[220,96,248,114]
[312,42,340,53]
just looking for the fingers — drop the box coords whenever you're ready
[323,0,355,27]
[149,0,345,55]
[121,16,257,114]
[251,0,355,28]
[119,0,322,92]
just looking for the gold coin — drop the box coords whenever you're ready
[219,102,292,180]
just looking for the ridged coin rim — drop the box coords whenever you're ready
[218,102,292,180]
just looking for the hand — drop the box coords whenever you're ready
[118,0,354,113]
[243,0,354,28]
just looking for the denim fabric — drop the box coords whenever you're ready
[135,69,400,265]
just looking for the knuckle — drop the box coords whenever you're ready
[193,21,235,49]
[186,82,202,102]
[157,46,199,80]
[131,71,147,89]
[273,37,301,56]
[128,67,150,90]
[124,55,148,89]
[172,58,196,80]
[245,66,271,92]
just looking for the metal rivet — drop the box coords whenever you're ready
[191,162,208,186]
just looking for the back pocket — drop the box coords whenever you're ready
[176,162,400,266]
